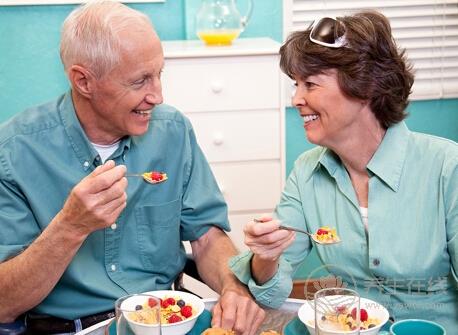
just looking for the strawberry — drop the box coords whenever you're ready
[351,308,368,322]
[168,314,182,323]
[148,297,157,308]
[180,305,193,318]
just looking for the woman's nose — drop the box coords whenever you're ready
[291,86,306,107]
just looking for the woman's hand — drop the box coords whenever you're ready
[244,216,296,261]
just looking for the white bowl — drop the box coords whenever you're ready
[141,290,205,335]
[298,296,389,335]
[120,293,162,335]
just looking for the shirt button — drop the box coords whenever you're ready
[95,156,101,162]
[373,258,380,266]
[111,264,116,271]
[83,161,90,168]
[111,223,117,230]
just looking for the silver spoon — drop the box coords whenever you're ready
[253,219,341,245]
[126,172,168,184]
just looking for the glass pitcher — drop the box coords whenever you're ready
[196,0,254,46]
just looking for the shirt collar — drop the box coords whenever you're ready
[367,121,410,192]
[317,121,410,192]
[58,91,131,171]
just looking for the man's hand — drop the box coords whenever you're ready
[191,227,265,335]
[211,285,265,335]
[57,160,127,237]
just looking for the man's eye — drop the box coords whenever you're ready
[305,81,316,88]
[133,78,146,85]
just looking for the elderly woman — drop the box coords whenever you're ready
[230,10,458,332]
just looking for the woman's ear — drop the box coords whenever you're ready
[68,65,95,98]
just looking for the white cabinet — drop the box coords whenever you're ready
[162,38,285,253]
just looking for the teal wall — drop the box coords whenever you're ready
[1,2,457,279]
[0,1,281,121]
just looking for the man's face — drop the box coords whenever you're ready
[86,26,164,144]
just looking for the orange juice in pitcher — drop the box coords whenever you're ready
[197,29,241,46]
[196,0,253,46]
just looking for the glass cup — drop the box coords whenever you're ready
[115,294,161,335]
[314,288,360,335]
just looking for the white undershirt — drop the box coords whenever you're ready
[91,141,120,163]
[360,206,368,231]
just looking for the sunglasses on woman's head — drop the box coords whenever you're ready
[309,17,347,48]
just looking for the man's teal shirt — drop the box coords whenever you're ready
[0,92,229,319]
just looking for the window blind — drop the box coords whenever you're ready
[283,0,458,101]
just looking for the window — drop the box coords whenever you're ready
[283,0,458,101]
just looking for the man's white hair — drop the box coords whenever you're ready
[60,0,152,78]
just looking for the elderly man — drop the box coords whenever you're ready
[0,1,264,334]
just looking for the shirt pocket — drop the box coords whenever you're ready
[135,199,181,272]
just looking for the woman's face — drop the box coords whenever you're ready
[292,69,367,149]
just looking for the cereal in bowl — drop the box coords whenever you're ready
[128,297,161,324]
[160,295,196,324]
[128,295,196,325]
[310,306,381,331]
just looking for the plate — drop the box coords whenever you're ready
[107,309,212,335]
[283,317,311,335]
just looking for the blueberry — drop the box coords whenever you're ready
[177,299,186,307]
[321,316,326,321]
[368,324,376,328]
[135,305,143,310]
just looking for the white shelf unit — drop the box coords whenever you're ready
[161,38,286,254]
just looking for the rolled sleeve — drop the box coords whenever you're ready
[0,170,40,262]
[229,251,295,308]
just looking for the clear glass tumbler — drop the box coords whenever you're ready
[115,294,161,335]
[314,288,360,335]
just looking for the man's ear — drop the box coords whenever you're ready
[68,65,95,98]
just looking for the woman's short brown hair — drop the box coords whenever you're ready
[280,10,414,128]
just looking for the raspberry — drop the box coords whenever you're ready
[151,171,163,181]
[165,297,176,306]
[317,228,328,235]
[351,308,368,322]
[180,305,193,318]
[168,314,182,323]
[161,299,170,308]
[148,297,157,308]
[336,306,346,314]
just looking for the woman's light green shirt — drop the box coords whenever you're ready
[230,122,458,332]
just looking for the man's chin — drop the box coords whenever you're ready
[128,125,149,137]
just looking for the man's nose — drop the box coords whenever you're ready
[145,78,163,105]
[145,92,163,105]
